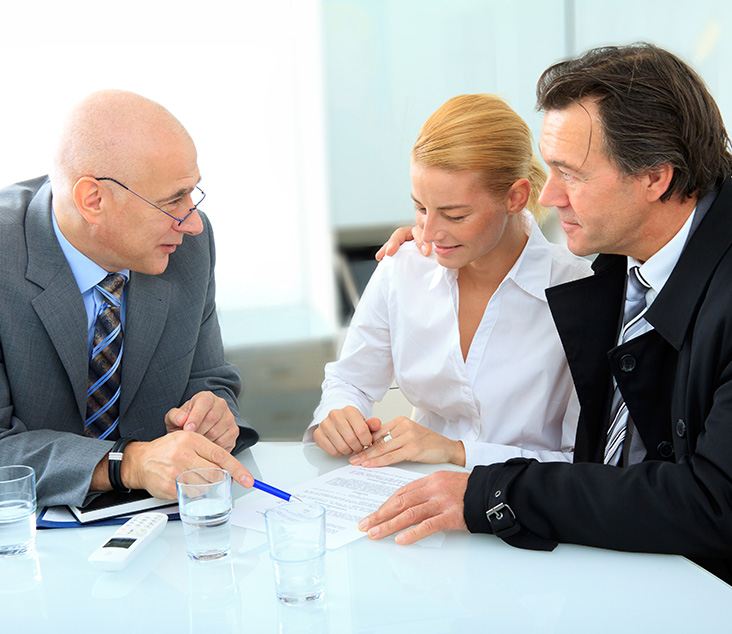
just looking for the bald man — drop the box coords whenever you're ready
[0,90,257,508]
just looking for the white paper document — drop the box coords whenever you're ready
[231,465,424,549]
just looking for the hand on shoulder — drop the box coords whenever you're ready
[375,225,431,261]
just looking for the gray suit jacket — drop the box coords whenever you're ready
[0,176,257,507]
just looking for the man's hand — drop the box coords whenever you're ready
[313,406,382,456]
[348,417,466,467]
[375,225,431,261]
[358,471,469,544]
[165,391,239,452]
[119,431,254,500]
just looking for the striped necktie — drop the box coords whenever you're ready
[85,273,126,439]
[604,266,652,465]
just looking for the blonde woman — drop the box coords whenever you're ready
[304,94,590,470]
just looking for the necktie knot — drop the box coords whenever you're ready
[627,266,651,301]
[623,267,651,328]
[97,273,126,306]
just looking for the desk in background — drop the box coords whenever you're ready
[4,442,732,633]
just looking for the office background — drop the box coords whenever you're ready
[1,0,729,439]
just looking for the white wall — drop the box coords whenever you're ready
[572,1,731,123]
[323,0,566,230]
[0,0,335,348]
[323,0,732,236]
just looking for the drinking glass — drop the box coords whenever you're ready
[176,468,232,561]
[0,465,36,557]
[265,502,326,605]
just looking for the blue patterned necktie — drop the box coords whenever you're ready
[604,266,652,465]
[85,273,126,439]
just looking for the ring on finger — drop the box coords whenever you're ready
[382,432,393,443]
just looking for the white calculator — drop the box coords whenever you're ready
[88,512,168,572]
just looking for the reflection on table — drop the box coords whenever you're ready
[3,442,732,633]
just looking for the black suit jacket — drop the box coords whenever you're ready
[464,177,732,584]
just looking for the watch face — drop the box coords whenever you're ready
[104,537,136,549]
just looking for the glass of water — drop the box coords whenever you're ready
[176,468,232,561]
[0,465,36,557]
[265,502,326,605]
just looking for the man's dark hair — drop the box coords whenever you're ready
[536,42,732,202]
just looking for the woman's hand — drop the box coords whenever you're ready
[313,406,382,456]
[375,225,430,261]
[348,417,466,467]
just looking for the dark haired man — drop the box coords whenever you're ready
[361,43,732,584]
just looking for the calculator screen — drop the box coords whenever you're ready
[104,537,136,549]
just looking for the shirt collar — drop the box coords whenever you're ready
[51,210,129,294]
[508,211,557,302]
[628,207,696,300]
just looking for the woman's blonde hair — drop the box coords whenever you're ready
[412,94,547,220]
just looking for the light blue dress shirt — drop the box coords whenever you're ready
[51,211,129,353]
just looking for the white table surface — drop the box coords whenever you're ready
[4,441,732,633]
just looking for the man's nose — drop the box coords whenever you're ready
[538,172,569,209]
[175,208,204,236]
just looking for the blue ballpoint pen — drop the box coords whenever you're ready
[253,479,302,502]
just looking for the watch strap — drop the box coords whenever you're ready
[108,437,135,492]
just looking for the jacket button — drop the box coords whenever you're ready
[676,419,686,438]
[658,441,674,458]
[620,354,636,372]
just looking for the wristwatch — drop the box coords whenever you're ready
[108,437,135,492]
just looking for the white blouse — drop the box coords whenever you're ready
[304,212,592,469]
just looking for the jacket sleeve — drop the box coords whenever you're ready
[0,346,113,508]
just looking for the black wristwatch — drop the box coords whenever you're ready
[108,437,135,492]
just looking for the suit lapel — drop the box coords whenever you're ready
[648,176,732,349]
[119,272,171,417]
[23,180,175,423]
[25,181,89,418]
[547,254,627,461]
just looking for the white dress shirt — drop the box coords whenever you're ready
[304,212,592,469]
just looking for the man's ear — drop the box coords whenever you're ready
[506,178,530,214]
[644,164,674,203]
[72,177,106,225]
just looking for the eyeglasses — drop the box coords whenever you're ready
[95,177,205,225]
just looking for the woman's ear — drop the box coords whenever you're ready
[506,178,530,214]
